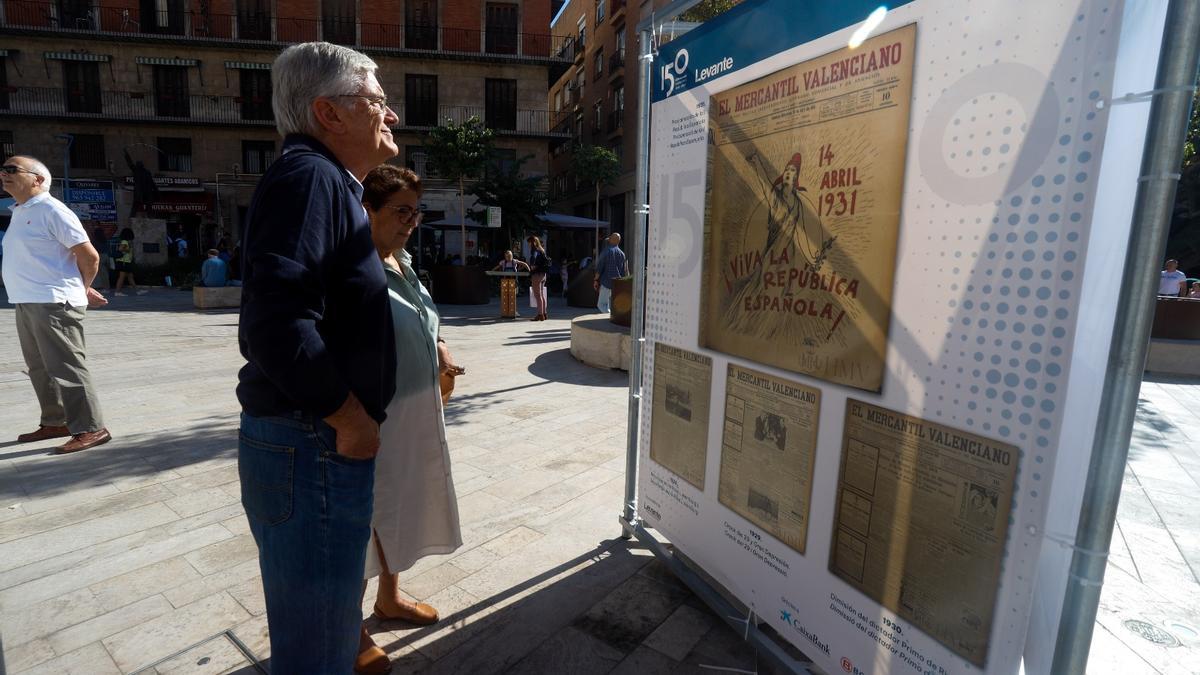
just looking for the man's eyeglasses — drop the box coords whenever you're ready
[1,165,40,176]
[337,93,390,113]
[385,205,421,221]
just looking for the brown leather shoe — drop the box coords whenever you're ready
[56,428,112,454]
[374,600,439,625]
[355,627,392,674]
[17,425,70,443]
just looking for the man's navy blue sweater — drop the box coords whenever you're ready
[237,135,396,423]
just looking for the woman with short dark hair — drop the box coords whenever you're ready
[355,164,463,674]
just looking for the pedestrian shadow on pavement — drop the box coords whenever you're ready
[357,538,789,675]
[0,415,238,503]
[505,329,571,346]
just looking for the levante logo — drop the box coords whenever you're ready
[661,48,737,97]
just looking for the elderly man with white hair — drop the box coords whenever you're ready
[235,42,399,674]
[1,155,111,453]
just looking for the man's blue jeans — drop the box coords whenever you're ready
[238,412,375,675]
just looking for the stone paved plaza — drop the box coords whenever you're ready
[0,288,1197,674]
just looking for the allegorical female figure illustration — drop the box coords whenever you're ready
[745,151,828,270]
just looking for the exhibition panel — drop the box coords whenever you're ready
[629,0,1177,673]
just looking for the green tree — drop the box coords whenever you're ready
[1183,88,1199,167]
[679,0,742,22]
[571,144,621,258]
[468,154,549,251]
[425,116,495,258]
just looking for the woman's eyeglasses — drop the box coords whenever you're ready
[386,205,421,221]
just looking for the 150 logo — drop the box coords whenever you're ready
[661,48,689,97]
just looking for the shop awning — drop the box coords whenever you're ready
[535,212,609,229]
[44,52,110,62]
[135,57,200,67]
[225,61,271,70]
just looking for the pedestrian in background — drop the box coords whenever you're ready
[527,235,550,321]
[1,155,112,453]
[1159,258,1187,297]
[593,232,629,313]
[237,41,400,674]
[113,227,146,296]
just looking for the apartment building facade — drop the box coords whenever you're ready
[0,0,570,255]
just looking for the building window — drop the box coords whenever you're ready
[0,131,13,159]
[405,74,438,127]
[157,137,192,172]
[237,0,272,40]
[487,148,517,177]
[575,111,583,138]
[62,62,102,114]
[0,56,7,110]
[485,3,519,55]
[554,88,562,114]
[140,0,185,35]
[242,140,275,174]
[485,78,517,131]
[405,145,439,177]
[240,69,272,121]
[577,17,586,51]
[69,134,105,170]
[593,100,603,134]
[596,0,606,24]
[322,0,356,46]
[405,0,437,50]
[153,65,190,118]
[616,27,626,59]
[576,67,586,93]
[594,49,603,79]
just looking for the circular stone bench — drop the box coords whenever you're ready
[570,314,631,371]
[192,285,242,309]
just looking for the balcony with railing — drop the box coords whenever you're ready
[0,0,573,63]
[608,50,625,79]
[610,0,627,21]
[0,86,571,138]
[607,107,624,135]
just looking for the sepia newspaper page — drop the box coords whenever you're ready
[699,24,916,391]
[718,364,820,553]
[830,399,1019,666]
[649,343,714,489]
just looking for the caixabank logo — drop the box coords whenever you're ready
[778,607,831,657]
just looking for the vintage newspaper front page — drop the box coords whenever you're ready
[700,24,916,391]
[830,400,1019,666]
[718,364,820,553]
[649,343,714,489]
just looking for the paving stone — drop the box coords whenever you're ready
[1,588,105,647]
[506,626,626,675]
[102,592,251,672]
[226,575,266,616]
[571,570,689,653]
[643,603,718,661]
[401,562,471,601]
[0,503,180,573]
[0,523,234,609]
[89,557,203,611]
[163,486,241,519]
[163,557,261,609]
[183,533,259,576]
[13,641,122,675]
[2,638,56,673]
[48,594,175,656]
[609,644,680,675]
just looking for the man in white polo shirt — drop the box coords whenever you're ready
[2,155,111,453]
[1158,258,1188,297]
